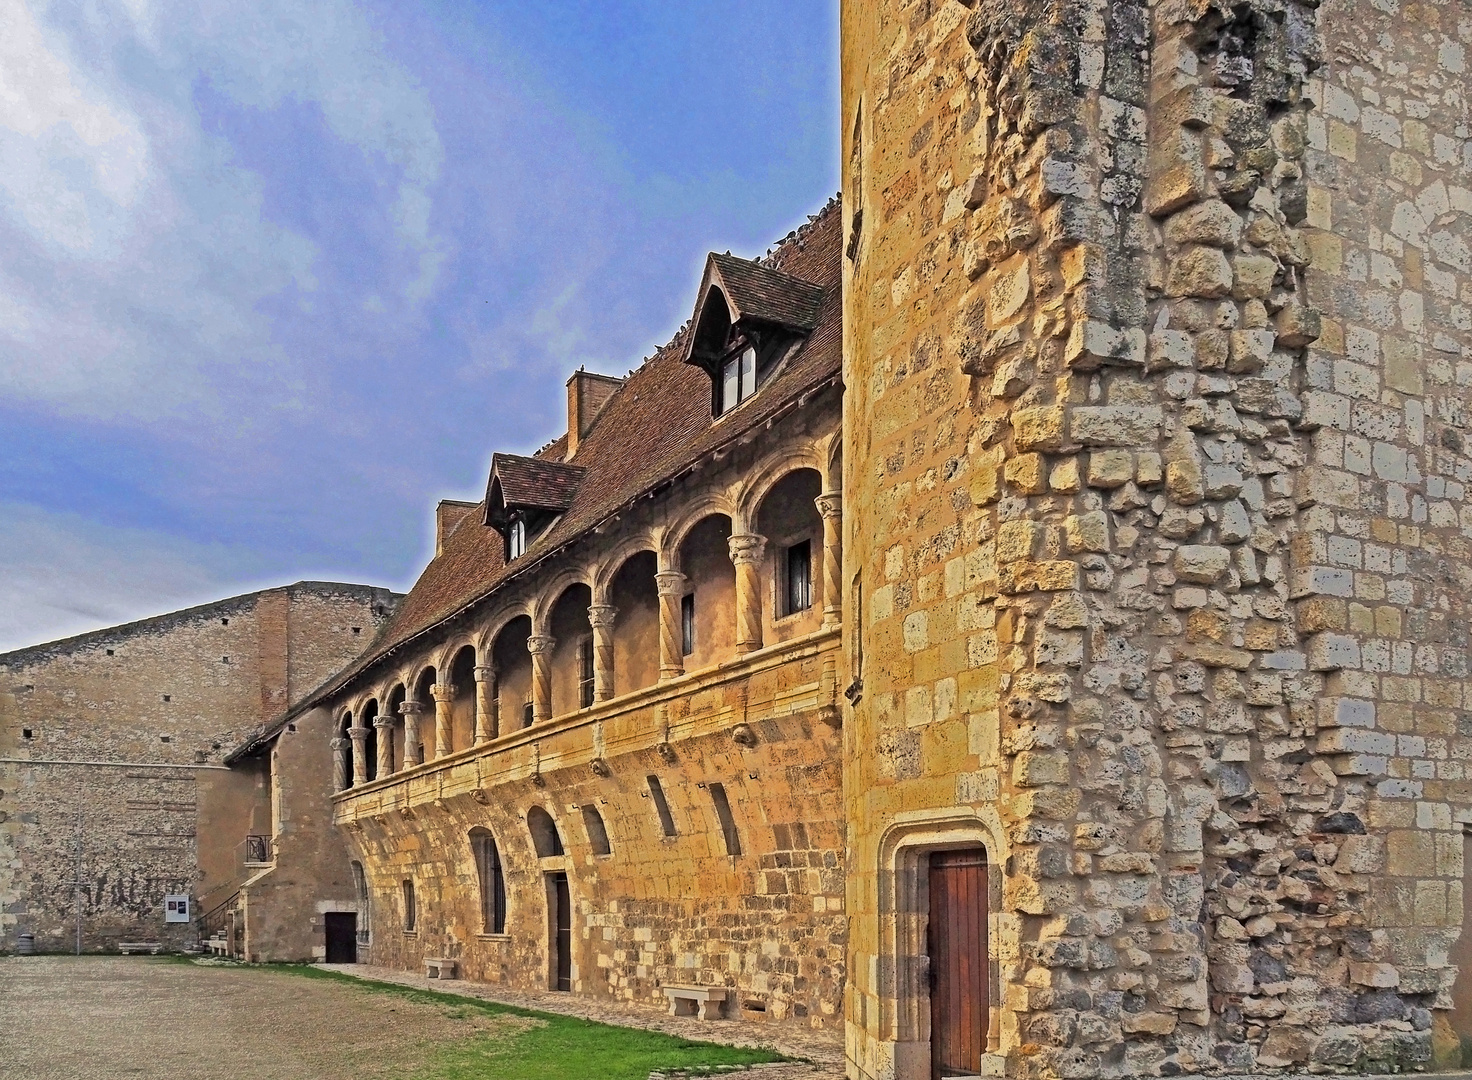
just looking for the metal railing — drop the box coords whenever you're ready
[196,890,239,941]
[244,834,271,864]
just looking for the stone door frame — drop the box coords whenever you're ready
[877,808,1007,1078]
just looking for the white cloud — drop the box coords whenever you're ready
[0,501,261,653]
[0,0,444,424]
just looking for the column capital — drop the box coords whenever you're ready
[372,714,394,730]
[728,533,767,566]
[347,722,369,738]
[587,604,618,629]
[400,699,425,715]
[473,664,497,683]
[330,737,349,751]
[527,634,556,656]
[654,570,687,596]
[430,682,456,703]
[815,491,843,520]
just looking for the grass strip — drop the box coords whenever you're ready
[263,963,786,1080]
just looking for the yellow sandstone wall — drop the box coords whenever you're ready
[841,0,1471,1075]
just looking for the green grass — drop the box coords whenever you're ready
[269,964,785,1080]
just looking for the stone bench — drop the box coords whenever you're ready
[118,942,162,955]
[424,957,458,979]
[206,938,230,956]
[661,983,728,1020]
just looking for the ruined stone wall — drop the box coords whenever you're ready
[840,0,1470,1076]
[0,583,395,951]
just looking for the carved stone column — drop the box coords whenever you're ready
[473,665,497,743]
[348,722,369,786]
[373,713,395,777]
[527,635,556,723]
[728,533,767,654]
[655,570,688,680]
[400,699,424,769]
[587,604,617,701]
[815,492,843,629]
[430,682,456,759]
[331,737,350,792]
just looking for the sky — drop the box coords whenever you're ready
[0,0,839,652]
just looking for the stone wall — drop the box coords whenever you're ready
[0,582,395,951]
[840,0,1470,1076]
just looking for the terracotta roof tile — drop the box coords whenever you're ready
[298,195,843,710]
[708,252,826,331]
[484,454,586,527]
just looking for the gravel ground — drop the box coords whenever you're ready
[0,955,844,1080]
[0,955,532,1080]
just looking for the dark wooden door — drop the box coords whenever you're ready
[551,872,572,991]
[324,912,358,964]
[929,849,987,1078]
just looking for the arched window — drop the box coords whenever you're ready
[527,806,564,857]
[581,805,611,856]
[470,829,506,934]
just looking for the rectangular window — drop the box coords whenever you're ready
[647,775,677,837]
[578,634,595,709]
[402,879,416,932]
[473,833,506,934]
[709,783,741,856]
[523,701,534,728]
[681,594,695,657]
[508,518,526,559]
[785,540,812,615]
[719,346,758,415]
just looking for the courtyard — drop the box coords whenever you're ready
[0,956,841,1080]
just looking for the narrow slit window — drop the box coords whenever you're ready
[785,540,812,615]
[578,634,595,709]
[582,805,612,856]
[709,783,742,856]
[681,594,695,657]
[402,879,416,931]
[647,775,677,837]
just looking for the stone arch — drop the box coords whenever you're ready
[532,567,595,630]
[735,443,826,526]
[592,533,660,598]
[875,808,1008,1067]
[820,431,843,492]
[662,488,740,570]
[475,601,536,657]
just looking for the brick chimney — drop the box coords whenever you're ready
[435,500,478,557]
[565,368,624,460]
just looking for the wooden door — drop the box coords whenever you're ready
[324,912,358,964]
[551,872,572,991]
[928,849,988,1078]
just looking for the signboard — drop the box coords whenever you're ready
[164,895,191,923]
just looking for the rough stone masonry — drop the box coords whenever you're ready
[840,0,1472,1075]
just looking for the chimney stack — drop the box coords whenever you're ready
[434,500,478,557]
[565,368,624,460]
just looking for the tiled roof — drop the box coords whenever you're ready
[271,195,842,727]
[707,252,827,332]
[484,453,586,528]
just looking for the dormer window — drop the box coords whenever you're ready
[483,453,585,562]
[682,252,825,420]
[721,346,757,415]
[508,517,527,560]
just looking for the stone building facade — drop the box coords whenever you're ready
[0,581,397,953]
[841,0,1472,1076]
[250,207,850,1025]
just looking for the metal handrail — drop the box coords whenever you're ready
[196,889,240,938]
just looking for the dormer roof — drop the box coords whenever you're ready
[484,453,586,530]
[684,252,826,368]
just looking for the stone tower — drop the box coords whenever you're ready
[840,0,1472,1076]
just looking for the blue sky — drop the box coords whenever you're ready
[0,0,838,651]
